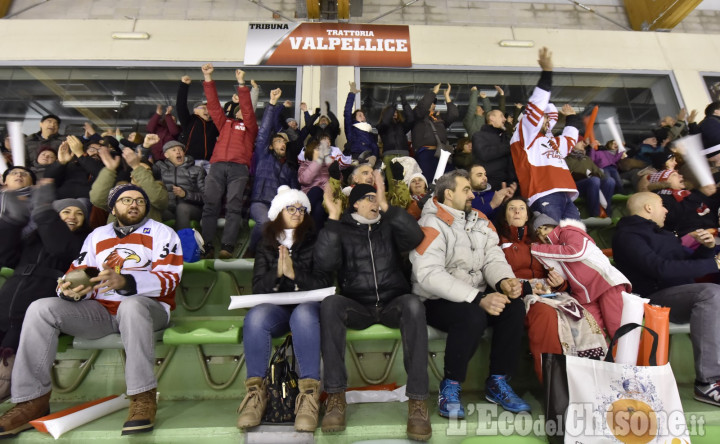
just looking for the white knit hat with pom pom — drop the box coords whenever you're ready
[267,185,312,221]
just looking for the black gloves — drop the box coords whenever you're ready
[390,161,405,181]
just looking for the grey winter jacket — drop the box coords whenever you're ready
[152,155,206,210]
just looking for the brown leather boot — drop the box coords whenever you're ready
[237,377,267,429]
[0,391,51,439]
[407,398,432,441]
[294,379,320,432]
[321,392,346,433]
[0,349,14,402]
[121,388,157,435]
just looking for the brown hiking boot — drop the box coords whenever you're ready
[0,349,14,402]
[407,399,432,441]
[237,377,267,429]
[321,392,346,433]
[121,388,157,435]
[0,391,51,439]
[294,379,320,432]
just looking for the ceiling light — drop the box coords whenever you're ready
[111,32,150,40]
[499,40,535,48]
[62,100,128,108]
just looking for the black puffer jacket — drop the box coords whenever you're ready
[314,205,424,305]
[176,81,219,162]
[253,232,330,293]
[472,124,516,190]
[411,90,459,150]
[377,98,414,155]
[152,156,206,211]
[0,186,89,351]
[43,157,103,200]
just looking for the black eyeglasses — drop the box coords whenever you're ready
[359,194,377,203]
[285,205,307,215]
[118,197,147,206]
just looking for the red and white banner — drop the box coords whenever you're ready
[245,23,412,67]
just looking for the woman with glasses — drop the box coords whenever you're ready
[238,186,330,433]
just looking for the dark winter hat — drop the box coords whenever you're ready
[52,198,88,220]
[107,183,150,209]
[348,184,377,212]
[36,146,57,160]
[41,114,61,125]
[532,212,558,231]
[163,140,185,153]
[2,165,36,185]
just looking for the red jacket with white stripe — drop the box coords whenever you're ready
[59,219,183,317]
[510,85,579,206]
[530,219,630,303]
[203,81,258,166]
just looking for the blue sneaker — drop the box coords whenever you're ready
[438,378,465,419]
[485,375,531,413]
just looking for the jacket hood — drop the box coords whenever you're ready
[548,218,591,245]
[615,214,661,232]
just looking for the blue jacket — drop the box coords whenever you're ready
[251,103,299,205]
[612,215,717,297]
[344,92,379,158]
[471,187,498,221]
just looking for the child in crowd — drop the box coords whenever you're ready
[530,213,632,338]
[589,139,626,194]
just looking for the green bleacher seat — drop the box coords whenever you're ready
[72,329,166,349]
[163,317,242,345]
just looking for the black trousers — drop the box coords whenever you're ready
[320,294,429,400]
[424,296,525,382]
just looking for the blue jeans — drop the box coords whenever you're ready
[603,166,624,194]
[576,176,615,217]
[248,202,270,253]
[530,192,581,222]
[243,302,320,380]
[414,148,440,183]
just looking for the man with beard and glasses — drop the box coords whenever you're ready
[410,169,529,419]
[0,184,182,439]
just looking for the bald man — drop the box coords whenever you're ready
[613,192,720,407]
[472,109,517,190]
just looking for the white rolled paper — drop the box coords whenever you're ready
[615,292,650,365]
[0,151,7,177]
[6,121,26,167]
[31,394,129,439]
[433,149,451,183]
[228,287,336,310]
[676,134,715,187]
[603,116,626,153]
[346,385,408,404]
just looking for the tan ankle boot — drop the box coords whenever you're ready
[321,392,346,433]
[0,391,51,439]
[122,388,157,435]
[407,399,432,441]
[237,377,267,429]
[0,350,14,402]
[294,379,320,432]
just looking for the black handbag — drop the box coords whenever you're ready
[542,323,659,444]
[262,335,299,423]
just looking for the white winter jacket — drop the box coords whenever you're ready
[410,198,515,303]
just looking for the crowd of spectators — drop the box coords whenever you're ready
[2,48,720,440]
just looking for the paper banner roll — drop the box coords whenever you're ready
[346,384,408,404]
[603,116,626,153]
[433,149,451,183]
[0,151,7,177]
[675,134,715,187]
[6,122,25,167]
[701,143,720,157]
[228,286,336,310]
[615,292,650,365]
[30,394,129,439]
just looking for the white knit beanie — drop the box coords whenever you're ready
[403,172,428,189]
[267,186,312,221]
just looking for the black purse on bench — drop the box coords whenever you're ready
[262,335,299,423]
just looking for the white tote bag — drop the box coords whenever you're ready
[564,323,690,444]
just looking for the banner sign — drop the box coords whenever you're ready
[245,23,412,67]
